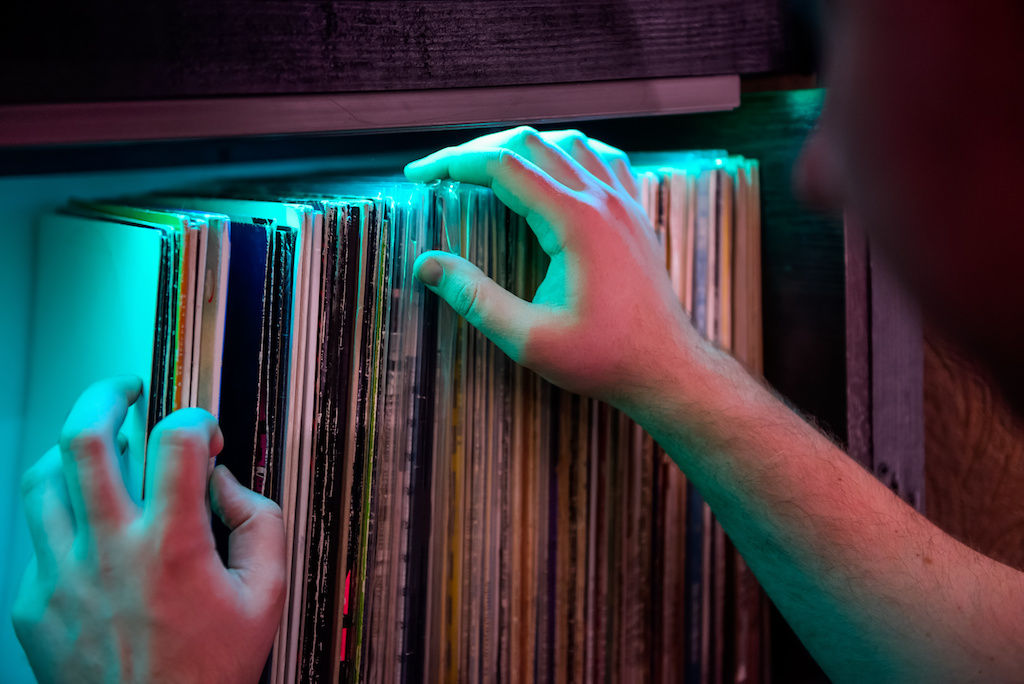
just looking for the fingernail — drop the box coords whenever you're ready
[416,257,443,287]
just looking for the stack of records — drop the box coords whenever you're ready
[24,201,230,501]
[24,150,763,683]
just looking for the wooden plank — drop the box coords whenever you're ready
[0,0,791,104]
[0,76,738,146]
[870,256,925,512]
[844,215,871,468]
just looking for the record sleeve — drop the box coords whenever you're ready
[24,212,167,504]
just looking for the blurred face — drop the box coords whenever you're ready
[796,0,1024,405]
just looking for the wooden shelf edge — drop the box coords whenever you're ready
[0,76,739,148]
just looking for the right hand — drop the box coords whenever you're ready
[406,127,710,410]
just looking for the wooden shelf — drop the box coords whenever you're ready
[0,75,738,147]
[0,1,795,104]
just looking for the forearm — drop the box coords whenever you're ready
[621,337,1024,683]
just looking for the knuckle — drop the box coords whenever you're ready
[58,427,107,464]
[611,150,632,167]
[12,576,58,637]
[255,498,285,523]
[451,278,482,320]
[10,599,33,636]
[10,582,34,626]
[231,497,285,535]
[491,148,527,180]
[566,130,589,150]
[156,427,207,456]
[512,127,542,148]
[494,148,516,170]
[19,460,50,499]
[578,194,607,219]
[607,196,635,223]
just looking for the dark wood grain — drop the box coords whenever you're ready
[844,215,871,469]
[1,0,795,104]
[0,76,739,146]
[924,333,1024,570]
[870,256,925,512]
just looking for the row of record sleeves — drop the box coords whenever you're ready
[22,150,764,683]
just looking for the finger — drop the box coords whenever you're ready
[414,250,537,363]
[413,127,592,192]
[210,466,286,604]
[144,408,224,533]
[545,130,621,190]
[589,139,642,202]
[546,131,643,206]
[20,446,74,577]
[405,146,574,246]
[58,375,143,532]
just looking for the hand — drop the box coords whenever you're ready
[406,126,705,409]
[12,377,285,683]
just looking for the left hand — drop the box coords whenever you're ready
[12,376,286,683]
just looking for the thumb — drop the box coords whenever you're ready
[210,465,286,607]
[413,250,534,362]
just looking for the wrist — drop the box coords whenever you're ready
[612,326,738,441]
